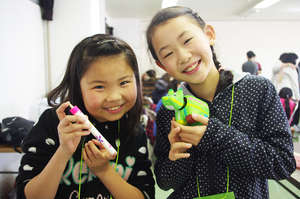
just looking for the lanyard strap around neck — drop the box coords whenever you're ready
[197,84,235,198]
[110,120,121,199]
[78,120,121,199]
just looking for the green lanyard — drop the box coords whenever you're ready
[78,120,121,199]
[78,137,86,199]
[196,85,235,198]
[110,120,121,199]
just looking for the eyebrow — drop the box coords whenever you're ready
[88,75,133,84]
[158,31,188,55]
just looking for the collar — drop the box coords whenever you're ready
[179,70,248,98]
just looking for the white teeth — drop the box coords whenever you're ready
[184,61,199,72]
[108,106,121,111]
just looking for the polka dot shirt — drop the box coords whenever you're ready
[154,74,296,199]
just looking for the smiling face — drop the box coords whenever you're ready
[152,16,216,85]
[80,54,137,122]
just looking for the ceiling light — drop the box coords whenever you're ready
[253,0,280,9]
[161,0,178,8]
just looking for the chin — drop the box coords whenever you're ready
[106,114,124,122]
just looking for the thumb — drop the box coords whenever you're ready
[191,113,208,125]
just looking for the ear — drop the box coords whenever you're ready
[155,60,166,70]
[204,24,216,45]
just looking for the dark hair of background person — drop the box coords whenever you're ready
[279,87,293,119]
[146,6,233,95]
[47,34,142,136]
[246,51,256,59]
[168,79,181,91]
[146,69,156,79]
[279,52,299,65]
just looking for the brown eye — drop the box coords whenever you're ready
[164,52,173,59]
[95,85,104,89]
[120,81,130,86]
[184,38,193,45]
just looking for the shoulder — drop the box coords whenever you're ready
[235,75,277,98]
[236,74,272,88]
[36,108,59,127]
[23,108,58,140]
[40,107,57,118]
[21,108,59,152]
[233,72,273,86]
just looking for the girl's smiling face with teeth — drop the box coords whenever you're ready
[152,16,216,84]
[80,54,137,122]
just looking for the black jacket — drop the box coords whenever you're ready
[154,74,296,199]
[16,108,155,199]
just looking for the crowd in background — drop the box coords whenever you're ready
[142,51,300,154]
[271,52,300,137]
[140,69,181,154]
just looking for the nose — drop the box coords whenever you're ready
[105,89,122,102]
[177,47,191,65]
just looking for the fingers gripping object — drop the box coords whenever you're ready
[68,104,117,156]
[162,88,209,126]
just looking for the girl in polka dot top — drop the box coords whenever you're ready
[146,6,296,199]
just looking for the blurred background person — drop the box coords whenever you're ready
[242,50,258,75]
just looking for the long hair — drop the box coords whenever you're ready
[146,6,232,94]
[279,87,293,119]
[47,34,142,136]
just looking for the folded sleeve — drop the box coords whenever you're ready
[154,106,195,190]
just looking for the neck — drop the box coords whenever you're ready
[189,67,219,102]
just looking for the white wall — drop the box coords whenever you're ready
[0,1,44,197]
[0,0,45,121]
[49,0,106,89]
[211,21,300,79]
[0,1,106,197]
[110,18,164,77]
[110,18,300,80]
[0,0,106,122]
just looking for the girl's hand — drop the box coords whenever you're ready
[83,139,116,176]
[173,114,208,146]
[168,118,192,161]
[56,102,90,159]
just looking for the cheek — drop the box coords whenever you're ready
[164,66,177,77]
[195,41,213,59]
[84,92,102,109]
[160,59,176,75]
[126,84,138,106]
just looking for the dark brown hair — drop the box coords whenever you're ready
[47,34,142,136]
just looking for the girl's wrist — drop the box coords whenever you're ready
[56,146,73,161]
[95,163,113,179]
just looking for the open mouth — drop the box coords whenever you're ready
[106,104,123,113]
[183,60,201,74]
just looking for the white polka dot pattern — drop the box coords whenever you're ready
[154,75,296,199]
[45,138,55,146]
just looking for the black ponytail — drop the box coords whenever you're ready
[279,87,293,119]
[284,98,291,119]
[210,45,233,95]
